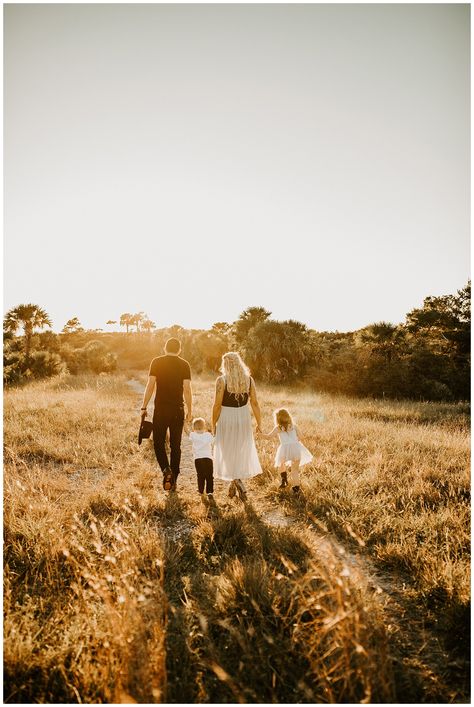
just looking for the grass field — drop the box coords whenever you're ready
[3,372,470,703]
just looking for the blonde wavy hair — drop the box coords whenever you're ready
[274,408,294,431]
[220,352,251,396]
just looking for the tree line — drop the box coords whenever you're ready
[3,282,470,401]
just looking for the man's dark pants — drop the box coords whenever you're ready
[153,404,185,480]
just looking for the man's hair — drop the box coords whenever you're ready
[165,337,181,354]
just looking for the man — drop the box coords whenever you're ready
[141,337,192,491]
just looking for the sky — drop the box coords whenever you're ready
[4,3,470,333]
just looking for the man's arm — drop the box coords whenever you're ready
[183,379,193,422]
[141,376,156,418]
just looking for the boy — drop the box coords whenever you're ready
[189,417,215,503]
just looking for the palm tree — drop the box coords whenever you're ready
[3,304,52,359]
[359,322,405,364]
[141,319,155,333]
[131,311,146,333]
[120,313,133,334]
[233,306,271,344]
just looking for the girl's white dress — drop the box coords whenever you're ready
[275,427,313,468]
[213,380,262,481]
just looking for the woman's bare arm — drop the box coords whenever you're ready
[259,425,279,439]
[249,378,262,431]
[211,376,225,433]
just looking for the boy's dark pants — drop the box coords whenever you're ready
[195,458,214,494]
[153,404,184,480]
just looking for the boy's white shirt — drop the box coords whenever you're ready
[189,431,214,459]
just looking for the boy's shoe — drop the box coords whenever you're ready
[163,468,173,491]
[201,493,209,505]
[207,493,216,504]
[279,472,289,488]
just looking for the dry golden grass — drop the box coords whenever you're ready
[3,372,470,703]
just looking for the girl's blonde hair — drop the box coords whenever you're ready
[274,408,293,431]
[220,352,251,396]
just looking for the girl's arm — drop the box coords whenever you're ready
[259,426,279,439]
[249,377,262,431]
[211,377,225,434]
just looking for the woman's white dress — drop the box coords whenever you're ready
[213,382,262,481]
[275,427,313,468]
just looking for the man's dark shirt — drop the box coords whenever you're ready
[149,354,191,408]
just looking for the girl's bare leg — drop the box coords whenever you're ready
[289,460,300,487]
[279,463,288,487]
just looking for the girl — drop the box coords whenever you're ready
[260,408,312,494]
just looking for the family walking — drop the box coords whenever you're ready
[140,337,312,500]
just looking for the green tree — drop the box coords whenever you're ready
[130,312,146,333]
[358,322,406,364]
[195,331,228,371]
[233,306,271,345]
[212,322,231,335]
[243,318,314,382]
[168,324,184,337]
[3,304,52,359]
[120,313,133,334]
[141,319,155,333]
[406,282,470,355]
[62,317,83,334]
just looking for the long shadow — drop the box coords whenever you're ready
[160,491,202,704]
[160,488,317,703]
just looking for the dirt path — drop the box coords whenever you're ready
[157,438,467,703]
[128,381,468,702]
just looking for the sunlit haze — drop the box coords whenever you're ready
[4,4,470,333]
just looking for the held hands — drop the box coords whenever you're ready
[140,407,147,420]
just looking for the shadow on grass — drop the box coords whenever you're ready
[161,492,394,704]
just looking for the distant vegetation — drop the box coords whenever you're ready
[3,282,470,401]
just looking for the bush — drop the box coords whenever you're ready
[62,341,117,375]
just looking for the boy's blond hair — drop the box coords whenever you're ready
[192,417,206,431]
[274,408,293,431]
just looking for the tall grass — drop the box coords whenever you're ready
[4,374,166,703]
[4,373,470,702]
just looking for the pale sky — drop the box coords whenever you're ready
[4,3,470,333]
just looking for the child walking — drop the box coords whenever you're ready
[189,417,215,503]
[260,408,313,494]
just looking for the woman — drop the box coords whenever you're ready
[212,352,263,501]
